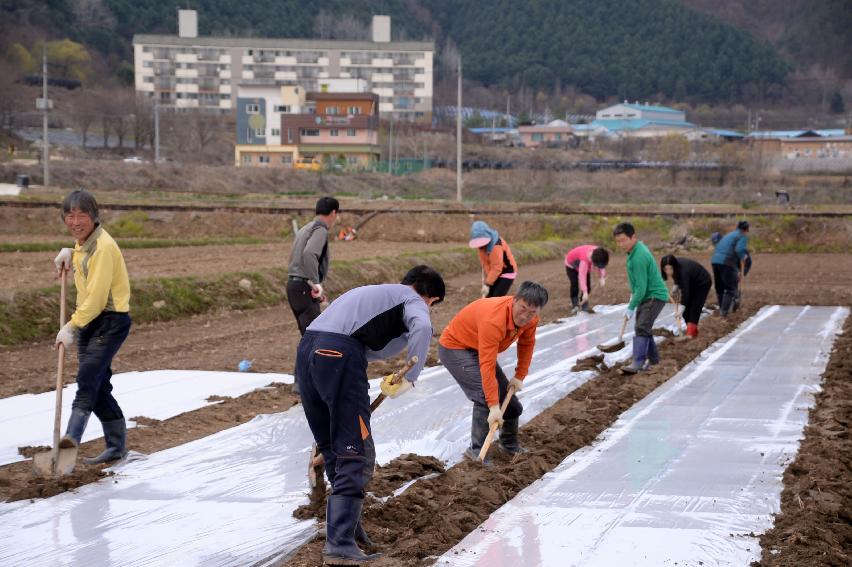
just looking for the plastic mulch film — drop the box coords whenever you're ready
[437,305,848,567]
[0,305,677,567]
[0,370,286,467]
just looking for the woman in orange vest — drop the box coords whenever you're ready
[469,221,518,298]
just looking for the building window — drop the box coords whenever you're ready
[258,155,270,164]
[271,128,280,136]
[254,128,265,137]
[330,129,339,137]
[347,128,356,136]
[555,133,562,141]
[532,133,543,141]
[347,156,359,165]
[327,106,339,115]
[348,106,361,115]
[246,103,260,114]
[242,154,252,164]
[281,154,293,165]
[274,105,291,113]
[287,128,293,143]
[301,128,320,136]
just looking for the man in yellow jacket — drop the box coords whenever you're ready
[54,189,132,465]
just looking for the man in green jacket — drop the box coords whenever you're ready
[613,222,670,374]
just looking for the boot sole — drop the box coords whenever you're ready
[323,553,380,565]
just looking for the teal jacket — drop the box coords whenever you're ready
[626,241,669,310]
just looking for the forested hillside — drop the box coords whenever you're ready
[0,0,803,103]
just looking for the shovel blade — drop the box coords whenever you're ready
[31,446,78,477]
[597,340,625,354]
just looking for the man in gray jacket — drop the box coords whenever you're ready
[296,265,445,565]
[287,196,339,335]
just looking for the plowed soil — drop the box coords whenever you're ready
[0,240,458,292]
[754,315,852,567]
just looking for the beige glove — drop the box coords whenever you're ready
[509,377,524,391]
[311,283,324,299]
[580,290,589,304]
[487,405,503,428]
[599,276,606,289]
[380,374,413,399]
[55,321,77,349]
[480,284,490,298]
[54,248,73,273]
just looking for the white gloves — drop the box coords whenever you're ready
[625,308,635,321]
[487,405,504,428]
[599,276,606,288]
[580,291,589,304]
[54,248,73,273]
[671,284,680,295]
[480,284,490,298]
[55,322,77,349]
[380,375,413,399]
[509,377,524,391]
[310,283,324,299]
[673,325,682,337]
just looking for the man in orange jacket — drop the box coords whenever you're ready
[438,281,549,461]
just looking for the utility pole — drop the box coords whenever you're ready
[154,100,160,162]
[41,49,49,188]
[456,54,463,202]
[388,114,394,174]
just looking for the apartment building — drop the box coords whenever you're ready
[133,10,434,121]
[234,84,381,168]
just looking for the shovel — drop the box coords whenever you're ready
[597,315,629,353]
[477,385,517,463]
[32,268,76,476]
[307,356,419,488]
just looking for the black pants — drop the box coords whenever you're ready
[635,298,665,338]
[286,279,321,335]
[487,277,514,298]
[296,331,375,498]
[565,266,591,305]
[712,264,739,308]
[73,311,131,421]
[682,281,711,325]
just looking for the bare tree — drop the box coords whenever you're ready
[189,110,220,152]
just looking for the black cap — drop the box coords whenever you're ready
[737,220,749,231]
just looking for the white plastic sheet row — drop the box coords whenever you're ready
[0,370,287,466]
[437,305,848,567]
[0,305,678,567]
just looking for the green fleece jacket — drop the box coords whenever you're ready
[626,241,669,310]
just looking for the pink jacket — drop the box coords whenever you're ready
[565,245,606,294]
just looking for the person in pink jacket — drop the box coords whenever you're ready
[565,245,609,313]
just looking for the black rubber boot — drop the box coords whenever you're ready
[463,404,492,465]
[621,336,649,375]
[720,292,734,317]
[354,521,373,548]
[581,301,592,313]
[83,418,128,465]
[498,418,528,455]
[58,407,91,449]
[322,495,381,565]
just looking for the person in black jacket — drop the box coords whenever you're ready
[660,255,711,339]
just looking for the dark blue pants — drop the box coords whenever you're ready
[73,312,131,421]
[712,263,739,307]
[296,331,375,498]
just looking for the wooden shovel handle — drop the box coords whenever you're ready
[617,314,629,342]
[477,385,517,462]
[51,268,68,474]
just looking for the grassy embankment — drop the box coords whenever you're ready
[0,241,564,347]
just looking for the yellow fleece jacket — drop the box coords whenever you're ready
[70,226,130,328]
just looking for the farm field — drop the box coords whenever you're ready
[0,200,849,566]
